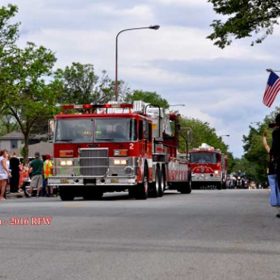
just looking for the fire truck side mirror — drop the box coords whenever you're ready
[139,120,143,140]
[154,137,163,144]
[48,119,55,143]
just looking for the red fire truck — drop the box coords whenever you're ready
[189,143,227,189]
[48,101,191,200]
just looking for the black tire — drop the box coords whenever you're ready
[135,166,148,200]
[128,187,135,198]
[158,168,164,197]
[83,189,103,200]
[178,181,192,194]
[149,167,161,198]
[191,182,200,190]
[59,186,75,201]
[216,182,222,190]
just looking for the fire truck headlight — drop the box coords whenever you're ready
[66,160,73,166]
[113,159,127,165]
[214,170,219,175]
[60,160,73,166]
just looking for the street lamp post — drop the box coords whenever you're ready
[114,25,160,101]
[181,127,193,157]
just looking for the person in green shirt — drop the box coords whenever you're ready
[29,152,43,197]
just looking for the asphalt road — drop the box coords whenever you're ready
[0,189,280,280]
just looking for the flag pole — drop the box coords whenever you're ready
[266,68,280,72]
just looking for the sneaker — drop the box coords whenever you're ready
[276,214,280,218]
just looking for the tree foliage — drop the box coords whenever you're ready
[55,63,124,104]
[230,157,258,180]
[0,4,19,51]
[2,42,59,161]
[242,107,280,183]
[208,0,280,48]
[0,4,19,105]
[126,90,169,108]
[0,111,18,136]
[179,118,228,151]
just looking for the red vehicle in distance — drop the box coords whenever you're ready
[189,143,227,189]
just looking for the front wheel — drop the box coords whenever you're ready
[135,167,148,200]
[83,189,103,200]
[149,167,161,198]
[178,181,192,194]
[216,182,222,190]
[59,186,75,201]
[158,168,164,197]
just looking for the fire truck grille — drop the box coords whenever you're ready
[79,148,109,176]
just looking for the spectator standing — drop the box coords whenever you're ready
[270,114,280,183]
[0,150,11,201]
[20,162,31,197]
[19,162,24,189]
[9,152,20,193]
[263,113,280,218]
[29,152,43,197]
[43,155,53,197]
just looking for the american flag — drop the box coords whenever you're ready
[263,71,280,107]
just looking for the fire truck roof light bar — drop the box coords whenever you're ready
[61,103,133,111]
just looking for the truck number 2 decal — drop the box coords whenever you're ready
[129,143,134,150]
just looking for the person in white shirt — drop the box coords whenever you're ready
[0,150,11,201]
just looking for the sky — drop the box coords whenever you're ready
[2,0,280,157]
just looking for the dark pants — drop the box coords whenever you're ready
[10,174,19,192]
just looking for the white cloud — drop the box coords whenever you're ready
[154,0,210,7]
[1,0,278,157]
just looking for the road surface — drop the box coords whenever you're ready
[0,189,279,280]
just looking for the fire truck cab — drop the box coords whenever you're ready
[48,101,191,200]
[189,143,227,189]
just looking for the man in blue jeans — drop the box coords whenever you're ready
[263,113,280,218]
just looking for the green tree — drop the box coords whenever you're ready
[179,118,228,152]
[0,112,18,135]
[0,4,18,52]
[2,42,59,161]
[0,4,19,105]
[208,0,280,48]
[231,157,258,181]
[55,62,98,104]
[126,90,169,108]
[55,63,122,104]
[242,107,280,183]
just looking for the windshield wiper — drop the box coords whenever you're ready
[55,139,73,142]
[95,138,114,141]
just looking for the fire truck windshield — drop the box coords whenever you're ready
[55,119,94,143]
[95,118,136,142]
[55,118,136,143]
[190,152,218,164]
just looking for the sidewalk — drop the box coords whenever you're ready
[6,192,25,199]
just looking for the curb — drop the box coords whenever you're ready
[6,192,25,199]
